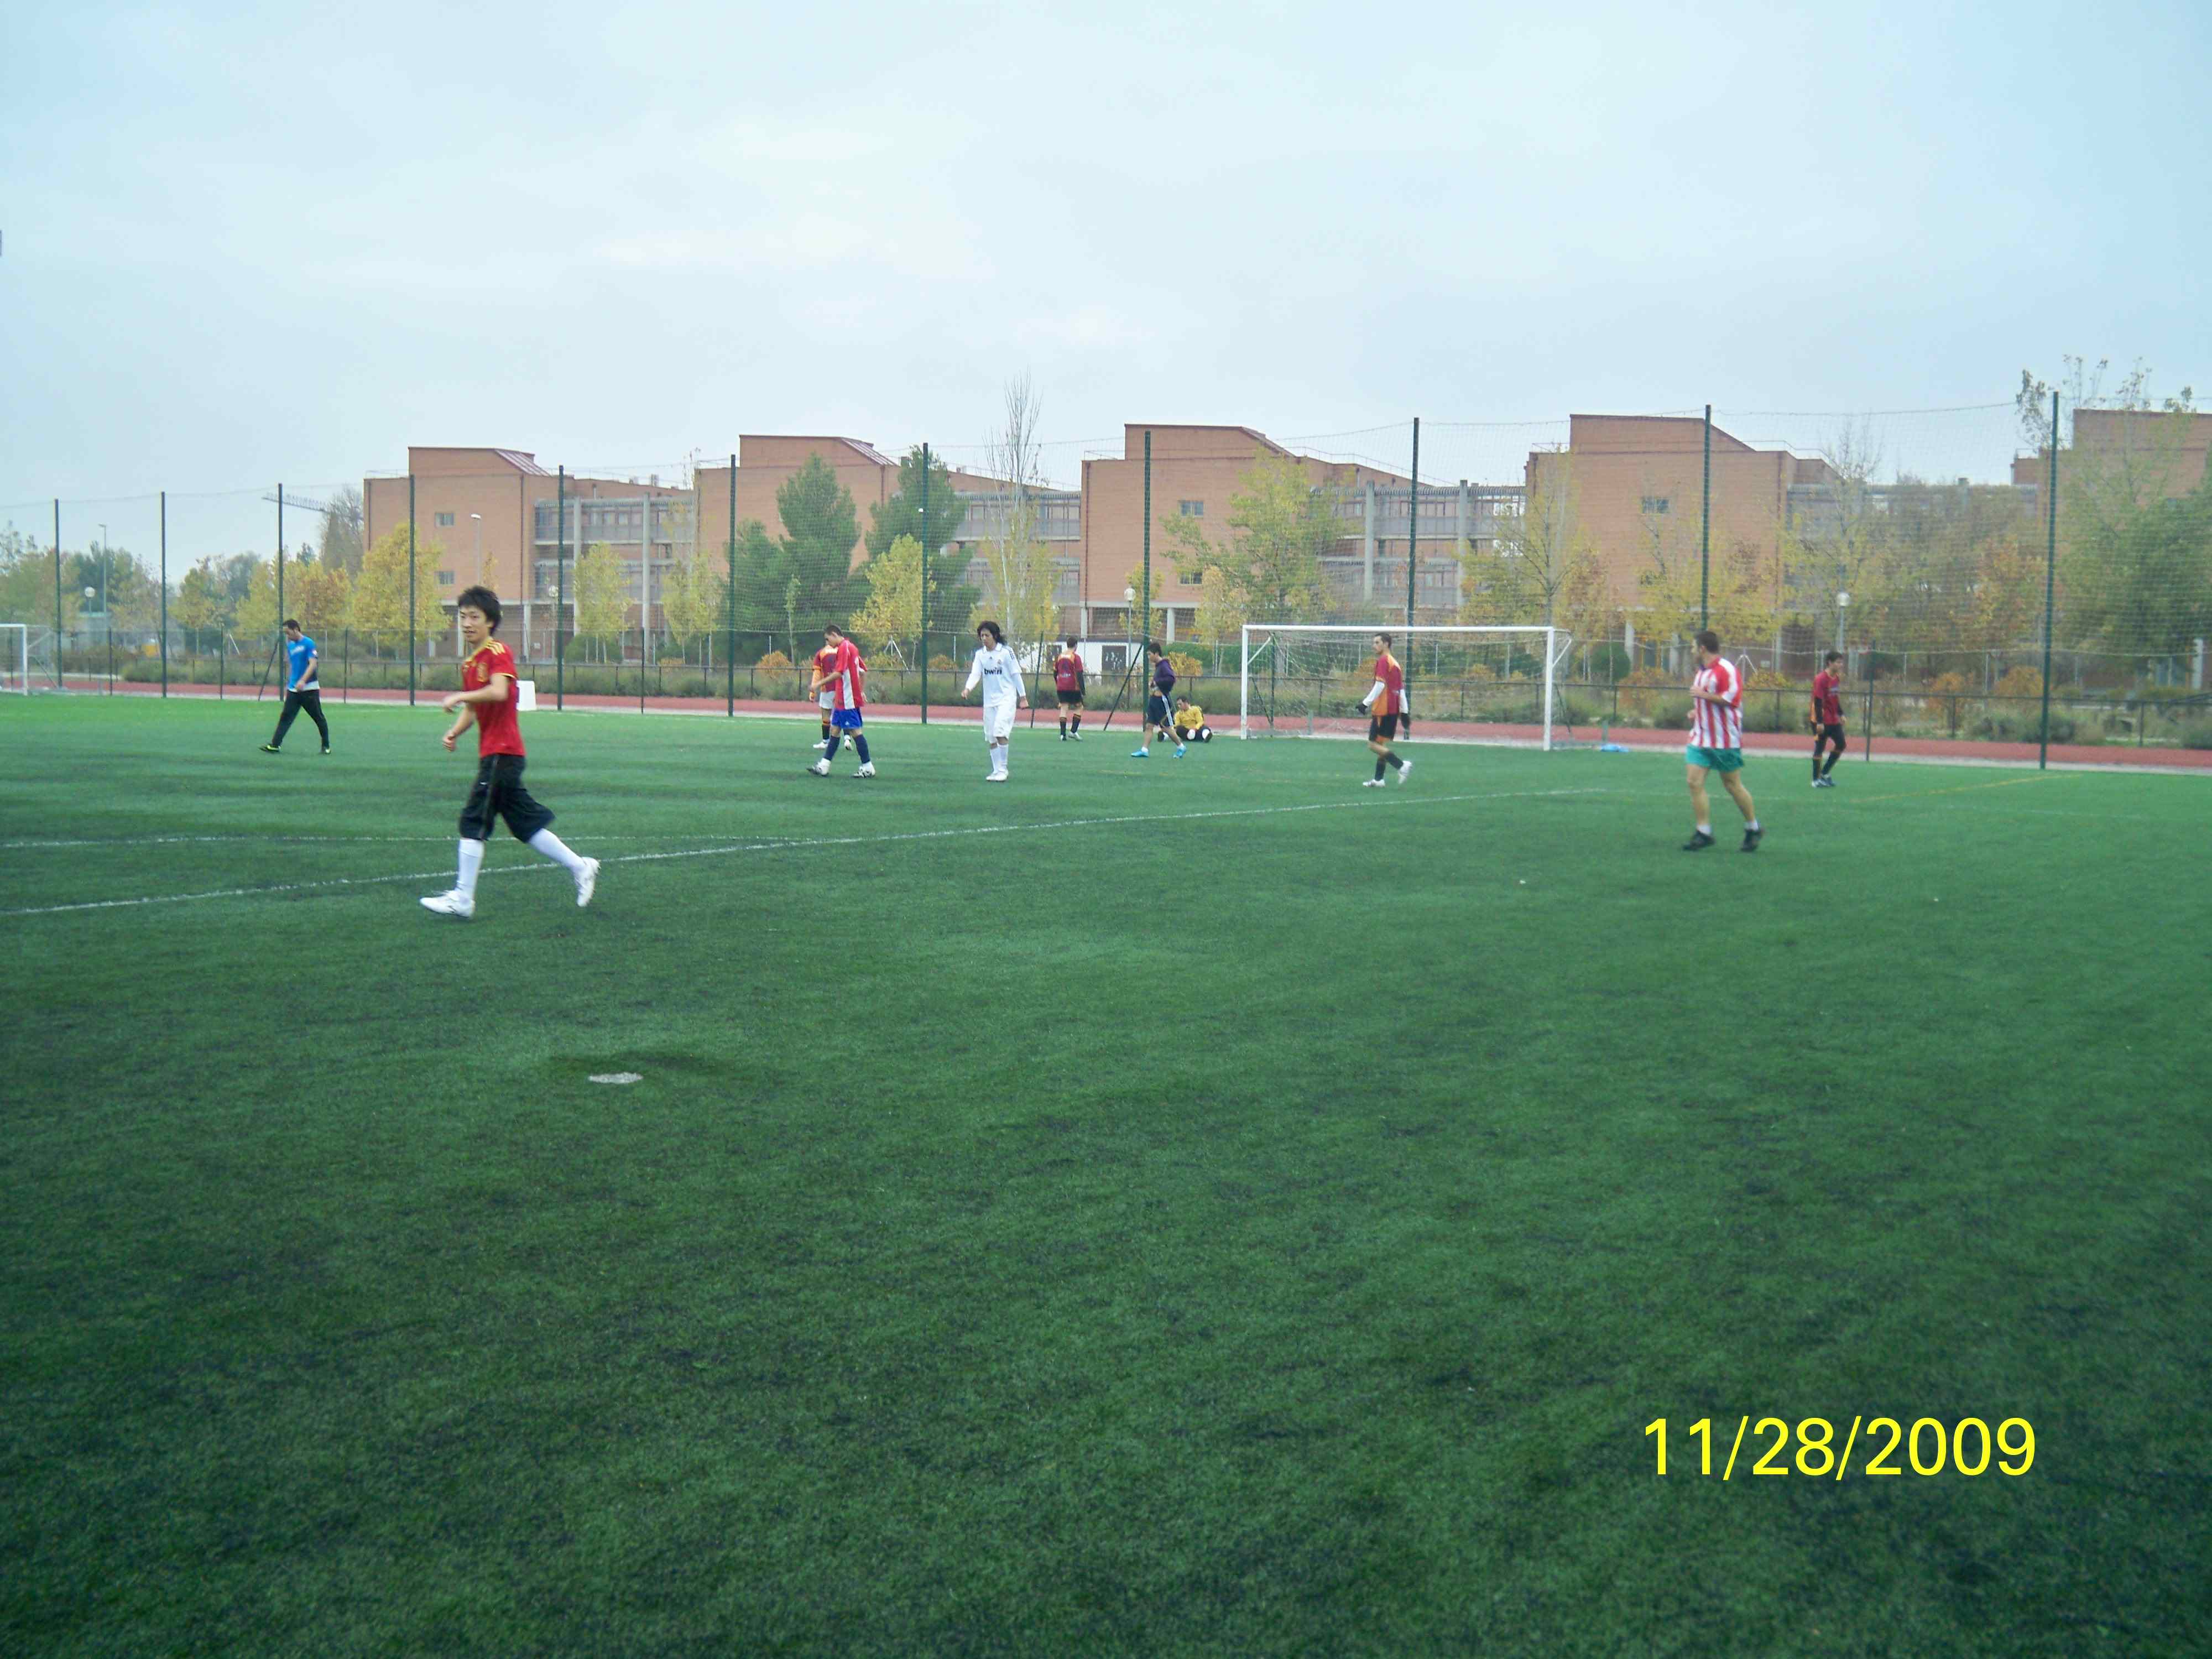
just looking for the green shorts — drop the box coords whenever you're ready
[1684,744,1744,773]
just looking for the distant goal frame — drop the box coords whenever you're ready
[1237,623,1574,750]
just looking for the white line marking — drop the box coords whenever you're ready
[0,786,1609,919]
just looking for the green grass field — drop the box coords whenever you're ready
[4,694,2209,1657]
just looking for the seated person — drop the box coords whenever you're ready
[1172,697,1212,743]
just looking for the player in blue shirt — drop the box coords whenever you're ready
[1131,641,1185,758]
[260,619,331,754]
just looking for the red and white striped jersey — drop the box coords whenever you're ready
[830,639,867,711]
[1691,657,1743,750]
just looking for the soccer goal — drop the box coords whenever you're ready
[1238,624,1575,749]
[0,624,35,694]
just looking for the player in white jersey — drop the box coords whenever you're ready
[962,620,1029,782]
[1683,629,1761,852]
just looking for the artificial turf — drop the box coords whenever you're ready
[2,693,2208,1657]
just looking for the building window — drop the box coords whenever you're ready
[435,511,456,528]
[437,570,455,586]
[1180,569,1202,587]
[1178,500,1204,517]
[1640,497,1670,515]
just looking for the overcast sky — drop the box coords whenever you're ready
[4,0,2206,526]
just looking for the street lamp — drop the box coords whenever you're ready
[100,523,112,691]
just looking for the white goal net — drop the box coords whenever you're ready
[0,624,35,694]
[1238,624,1575,749]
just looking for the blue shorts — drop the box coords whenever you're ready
[831,709,864,731]
[1684,744,1744,773]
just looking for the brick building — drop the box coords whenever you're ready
[362,447,689,657]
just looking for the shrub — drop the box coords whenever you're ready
[2180,721,2212,750]
[1930,671,1973,696]
[1994,666,2043,699]
[755,650,792,673]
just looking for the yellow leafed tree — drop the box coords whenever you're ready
[352,525,448,648]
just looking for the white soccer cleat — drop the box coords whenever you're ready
[814,739,829,750]
[1395,758,1414,785]
[575,858,599,908]
[986,771,1008,782]
[1361,778,1386,787]
[854,762,876,778]
[809,759,831,776]
[420,890,474,920]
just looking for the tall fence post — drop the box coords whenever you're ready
[407,474,418,707]
[276,483,285,638]
[1699,404,1712,630]
[51,499,61,689]
[725,454,736,717]
[159,491,168,697]
[1142,430,1153,657]
[921,442,931,725]
[555,466,566,712]
[1405,418,1419,637]
[2039,390,2059,771]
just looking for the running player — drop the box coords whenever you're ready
[807,623,875,778]
[1684,629,1761,851]
[420,587,599,919]
[1357,632,1413,787]
[1053,639,1086,739]
[1810,650,1846,786]
[1131,642,1183,758]
[963,620,1028,781]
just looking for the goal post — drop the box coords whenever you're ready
[1238,623,1575,749]
[0,624,31,694]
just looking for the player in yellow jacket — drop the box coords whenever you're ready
[1171,697,1212,743]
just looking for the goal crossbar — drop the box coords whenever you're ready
[1238,623,1573,749]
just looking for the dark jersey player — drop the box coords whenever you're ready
[420,586,599,920]
[1358,633,1413,787]
[1053,640,1086,740]
[1810,651,1846,786]
[1132,643,1183,758]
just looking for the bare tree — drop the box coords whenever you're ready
[978,374,1061,654]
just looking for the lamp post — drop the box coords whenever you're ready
[97,524,112,692]
[462,513,482,659]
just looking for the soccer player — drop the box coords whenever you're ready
[1683,629,1761,852]
[1131,641,1184,758]
[1053,639,1086,739]
[963,620,1028,781]
[1810,650,1846,786]
[1172,697,1212,744]
[420,587,599,919]
[811,635,839,749]
[1357,631,1413,787]
[807,623,875,778]
[259,618,331,755]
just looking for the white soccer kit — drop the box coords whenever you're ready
[965,645,1026,742]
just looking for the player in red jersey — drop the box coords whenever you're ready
[1683,629,1760,852]
[419,586,599,919]
[811,639,840,750]
[1052,640,1086,740]
[806,623,875,778]
[1809,650,1846,787]
[1357,632,1413,787]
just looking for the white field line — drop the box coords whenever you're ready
[0,833,802,851]
[0,787,1610,919]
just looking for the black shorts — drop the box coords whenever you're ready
[1817,722,1845,743]
[459,753,555,843]
[1057,688,1084,708]
[1368,713,1401,742]
[1147,693,1171,727]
